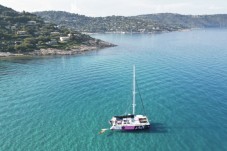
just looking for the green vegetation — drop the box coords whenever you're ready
[35,11,227,33]
[34,11,185,33]
[133,13,227,28]
[0,5,97,53]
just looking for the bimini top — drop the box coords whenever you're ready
[114,115,134,119]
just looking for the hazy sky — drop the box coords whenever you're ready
[1,0,227,16]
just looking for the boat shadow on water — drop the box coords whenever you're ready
[149,122,168,133]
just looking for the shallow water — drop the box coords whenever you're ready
[1,29,227,151]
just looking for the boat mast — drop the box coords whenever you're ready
[132,65,136,115]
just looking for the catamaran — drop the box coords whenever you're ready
[109,65,150,131]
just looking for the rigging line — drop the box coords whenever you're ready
[135,78,146,115]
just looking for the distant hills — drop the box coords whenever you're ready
[0,5,112,53]
[134,13,227,28]
[35,11,227,33]
[1,3,227,54]
[34,11,185,33]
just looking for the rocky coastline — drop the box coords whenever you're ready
[0,40,116,57]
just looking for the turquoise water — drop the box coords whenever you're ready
[1,29,227,151]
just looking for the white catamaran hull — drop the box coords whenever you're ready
[109,114,150,131]
[110,125,150,131]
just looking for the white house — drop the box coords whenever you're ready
[17,31,27,35]
[27,21,36,25]
[60,37,70,42]
[11,26,16,30]
[44,21,51,24]
[51,32,60,35]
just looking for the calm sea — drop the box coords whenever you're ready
[1,29,227,151]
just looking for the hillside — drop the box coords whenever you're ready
[0,5,114,54]
[35,11,227,33]
[35,11,185,33]
[134,13,227,28]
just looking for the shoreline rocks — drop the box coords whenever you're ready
[0,41,116,58]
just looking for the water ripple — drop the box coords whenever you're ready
[1,29,227,151]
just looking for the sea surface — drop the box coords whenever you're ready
[1,29,227,151]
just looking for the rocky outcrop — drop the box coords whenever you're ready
[0,40,116,57]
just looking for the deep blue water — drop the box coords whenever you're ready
[1,29,227,151]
